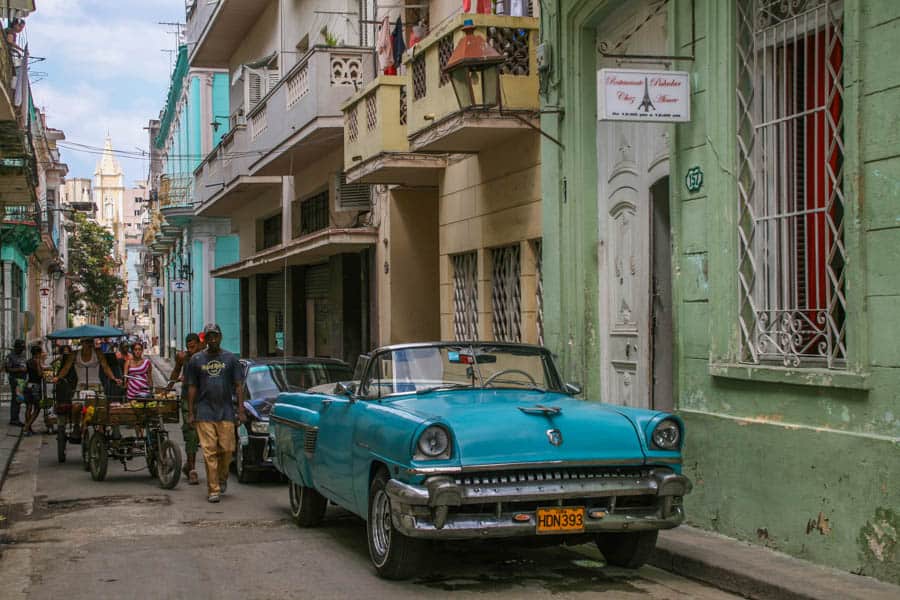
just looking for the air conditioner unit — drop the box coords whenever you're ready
[334,172,372,211]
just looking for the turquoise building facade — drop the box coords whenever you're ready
[150,46,241,355]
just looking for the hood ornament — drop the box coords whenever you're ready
[546,428,563,446]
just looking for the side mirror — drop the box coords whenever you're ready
[336,381,356,397]
[564,382,582,396]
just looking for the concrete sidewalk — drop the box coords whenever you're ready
[0,419,22,493]
[649,525,899,600]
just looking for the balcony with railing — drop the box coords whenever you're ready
[342,75,447,186]
[244,46,373,176]
[0,31,36,207]
[193,113,281,218]
[193,46,371,218]
[403,13,539,153]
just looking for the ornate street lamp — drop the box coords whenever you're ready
[443,20,505,110]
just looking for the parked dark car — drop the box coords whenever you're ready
[235,357,353,482]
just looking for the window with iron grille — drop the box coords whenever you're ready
[736,0,845,369]
[533,239,544,347]
[488,27,530,76]
[300,191,329,236]
[399,85,408,126]
[412,55,426,101]
[492,245,521,343]
[452,252,478,341]
[365,92,377,131]
[261,213,282,250]
[438,34,454,86]
[346,105,359,142]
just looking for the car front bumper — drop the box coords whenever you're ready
[385,467,691,540]
[243,433,276,471]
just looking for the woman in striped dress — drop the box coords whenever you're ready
[124,342,153,401]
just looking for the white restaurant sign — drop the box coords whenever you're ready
[597,68,691,122]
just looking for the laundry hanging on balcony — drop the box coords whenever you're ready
[463,0,491,13]
[391,17,406,69]
[377,14,394,73]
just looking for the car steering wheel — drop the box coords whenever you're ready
[483,368,538,388]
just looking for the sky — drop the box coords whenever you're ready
[25,0,185,186]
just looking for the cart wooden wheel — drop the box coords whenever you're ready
[89,432,108,482]
[157,439,182,489]
[56,426,66,463]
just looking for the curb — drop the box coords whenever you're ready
[0,422,23,494]
[649,526,900,600]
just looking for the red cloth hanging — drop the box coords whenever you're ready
[463,0,491,13]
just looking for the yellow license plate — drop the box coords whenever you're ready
[536,507,585,534]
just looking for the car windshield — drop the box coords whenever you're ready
[360,345,563,399]
[246,363,353,399]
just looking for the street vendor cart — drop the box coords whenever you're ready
[83,386,182,489]
[47,325,126,467]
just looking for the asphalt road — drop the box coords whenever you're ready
[0,423,740,600]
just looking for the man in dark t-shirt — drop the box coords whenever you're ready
[185,324,245,503]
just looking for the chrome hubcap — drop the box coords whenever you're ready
[371,489,392,560]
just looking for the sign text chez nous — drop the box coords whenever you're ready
[597,68,691,123]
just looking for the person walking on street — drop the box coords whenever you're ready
[167,333,204,485]
[123,342,152,400]
[5,339,27,426]
[186,324,244,503]
[22,345,45,436]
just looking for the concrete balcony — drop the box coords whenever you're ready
[194,47,372,217]
[342,75,447,187]
[187,0,273,68]
[245,46,373,177]
[193,121,281,218]
[211,227,377,278]
[404,13,539,154]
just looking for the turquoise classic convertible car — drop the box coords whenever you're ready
[270,342,691,579]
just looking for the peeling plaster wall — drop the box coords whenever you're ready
[541,0,900,584]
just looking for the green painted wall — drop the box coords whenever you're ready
[190,76,202,172]
[541,0,900,583]
[214,235,240,354]
[212,73,229,147]
[191,239,203,334]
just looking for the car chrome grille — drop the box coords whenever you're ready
[303,429,318,455]
[454,467,652,487]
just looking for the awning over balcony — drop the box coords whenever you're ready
[345,152,448,187]
[189,0,272,68]
[211,227,377,279]
[408,108,538,154]
[159,204,193,224]
[195,175,281,218]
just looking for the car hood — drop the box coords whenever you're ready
[390,390,646,466]
[246,396,276,421]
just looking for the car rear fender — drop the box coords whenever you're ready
[270,392,327,487]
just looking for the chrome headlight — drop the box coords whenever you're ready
[415,425,451,460]
[250,420,269,435]
[651,419,681,450]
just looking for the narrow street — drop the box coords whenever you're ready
[0,429,736,600]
